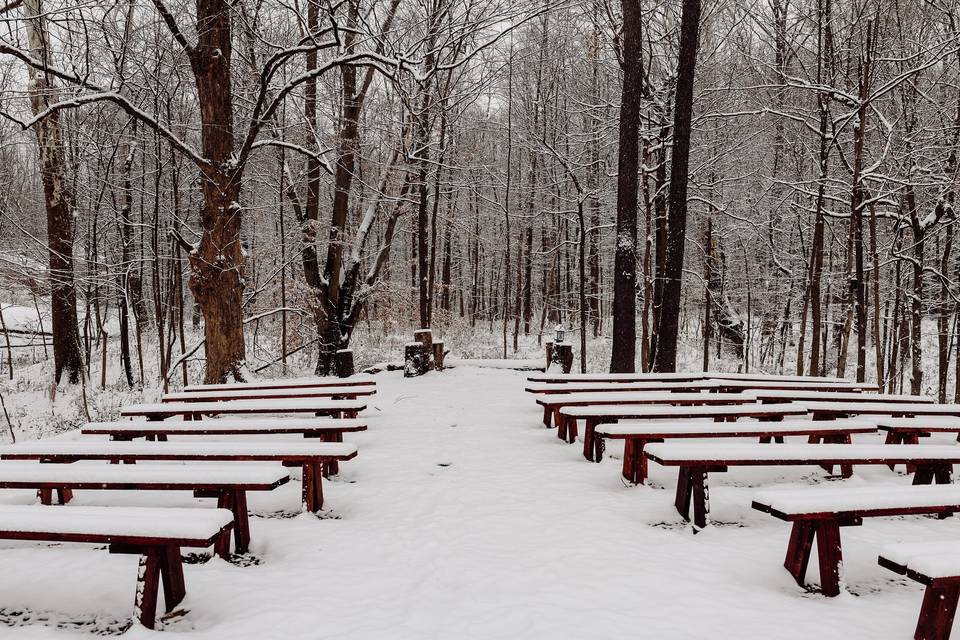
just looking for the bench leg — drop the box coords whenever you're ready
[159,544,186,612]
[318,432,340,477]
[232,491,251,554]
[583,420,596,461]
[622,438,653,485]
[784,521,817,587]
[38,488,53,505]
[556,414,568,441]
[568,417,580,445]
[915,583,960,640]
[815,520,843,597]
[134,548,162,629]
[675,466,710,529]
[542,406,552,428]
[914,466,936,485]
[302,462,325,513]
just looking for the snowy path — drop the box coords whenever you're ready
[1,367,957,638]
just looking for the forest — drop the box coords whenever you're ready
[0,0,958,397]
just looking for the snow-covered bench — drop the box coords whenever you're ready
[595,418,877,484]
[0,504,233,628]
[802,401,960,420]
[0,462,289,555]
[537,391,757,430]
[0,440,358,513]
[713,379,879,392]
[879,541,960,640]
[644,443,960,529]
[120,397,366,421]
[559,402,808,461]
[163,385,376,404]
[83,418,367,477]
[753,485,960,597]
[877,417,960,445]
[754,390,935,404]
[184,375,376,393]
[527,372,709,384]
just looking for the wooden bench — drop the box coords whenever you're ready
[82,418,367,477]
[120,398,366,421]
[876,417,960,445]
[803,401,960,420]
[753,485,960,598]
[0,462,289,555]
[754,390,935,404]
[644,443,960,529]
[559,402,808,461]
[596,418,877,484]
[162,385,376,403]
[184,375,375,393]
[537,391,757,429]
[528,372,850,384]
[526,380,723,396]
[0,440,357,513]
[0,504,233,628]
[714,380,879,393]
[879,541,960,640]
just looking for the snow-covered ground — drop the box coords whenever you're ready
[0,366,956,638]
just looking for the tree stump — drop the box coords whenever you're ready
[334,349,354,378]
[404,342,431,377]
[432,342,446,370]
[550,343,574,373]
[414,329,434,370]
[545,341,554,371]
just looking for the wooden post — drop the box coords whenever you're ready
[334,349,354,378]
[432,341,446,370]
[545,341,554,370]
[551,343,573,373]
[404,342,431,377]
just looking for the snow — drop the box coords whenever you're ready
[875,416,960,430]
[644,442,960,463]
[82,418,366,434]
[163,385,377,402]
[446,358,543,370]
[754,484,960,515]
[0,440,359,459]
[0,505,232,541]
[0,367,956,637]
[527,380,724,393]
[752,390,935,403]
[560,401,806,417]
[803,401,960,415]
[0,461,289,486]
[596,418,878,437]
[540,391,757,405]
[121,398,366,415]
[880,542,960,579]
[184,375,376,393]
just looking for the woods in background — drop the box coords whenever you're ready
[0,0,957,393]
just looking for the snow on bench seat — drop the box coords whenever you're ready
[643,443,960,530]
[803,401,960,418]
[162,385,377,403]
[538,391,757,429]
[82,417,367,438]
[593,419,877,484]
[879,541,960,639]
[874,417,960,446]
[752,486,960,598]
[120,397,366,420]
[753,390,935,404]
[713,379,879,392]
[525,380,723,395]
[0,504,233,628]
[184,375,375,393]
[558,402,808,461]
[527,372,710,383]
[0,440,358,513]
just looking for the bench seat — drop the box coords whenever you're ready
[526,380,722,395]
[803,401,960,419]
[753,485,960,597]
[755,390,935,404]
[0,462,290,554]
[559,402,808,461]
[184,375,375,393]
[121,398,366,420]
[644,443,960,529]
[0,504,233,628]
[0,441,357,513]
[162,385,376,403]
[594,419,877,484]
[880,541,960,640]
[82,418,367,438]
[538,391,757,429]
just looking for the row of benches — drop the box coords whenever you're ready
[0,374,376,629]
[525,371,960,639]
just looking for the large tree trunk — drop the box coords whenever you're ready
[187,0,246,383]
[23,0,84,385]
[653,0,703,372]
[610,0,643,373]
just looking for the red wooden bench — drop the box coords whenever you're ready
[803,401,960,420]
[713,380,879,392]
[120,398,366,421]
[526,380,723,396]
[162,385,376,403]
[0,462,289,555]
[559,402,808,461]
[595,418,877,484]
[644,443,960,529]
[879,541,960,640]
[0,440,357,513]
[753,485,960,597]
[537,391,757,429]
[876,417,960,444]
[184,375,375,393]
[0,504,233,628]
[754,390,935,404]
[527,372,850,384]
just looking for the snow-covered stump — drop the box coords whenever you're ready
[413,329,434,370]
[334,349,354,378]
[549,343,573,373]
[404,342,431,377]
[432,342,446,370]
